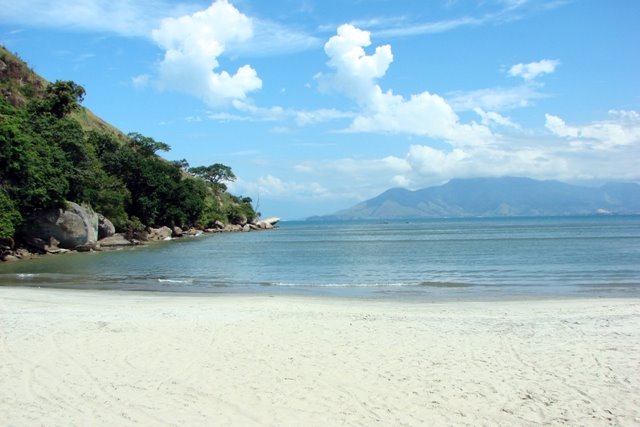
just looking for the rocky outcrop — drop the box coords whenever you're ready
[4,213,281,262]
[98,215,115,239]
[254,217,281,229]
[22,202,99,249]
[147,226,173,241]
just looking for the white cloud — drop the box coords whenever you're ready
[231,175,331,200]
[0,0,319,57]
[294,109,354,126]
[545,111,640,150]
[474,108,520,129]
[151,0,262,107]
[367,0,566,38]
[509,59,560,81]
[184,99,353,126]
[227,18,321,56]
[0,0,198,37]
[321,24,393,104]
[447,85,546,112]
[132,74,150,89]
[544,114,578,138]
[321,24,493,147]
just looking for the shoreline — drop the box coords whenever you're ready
[1,218,281,263]
[1,287,639,426]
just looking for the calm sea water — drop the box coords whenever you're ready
[1,216,639,300]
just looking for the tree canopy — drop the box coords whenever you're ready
[189,163,237,193]
[0,73,257,239]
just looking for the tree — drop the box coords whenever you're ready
[189,163,236,193]
[0,190,21,238]
[30,80,86,118]
[127,132,170,157]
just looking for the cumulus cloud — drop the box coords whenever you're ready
[545,110,640,150]
[321,24,393,104]
[509,59,559,81]
[321,24,493,147]
[150,0,262,106]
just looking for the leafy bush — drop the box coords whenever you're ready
[0,191,21,238]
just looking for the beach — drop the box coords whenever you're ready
[1,287,639,426]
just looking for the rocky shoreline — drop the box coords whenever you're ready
[0,201,280,262]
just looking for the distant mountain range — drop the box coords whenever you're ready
[310,177,640,220]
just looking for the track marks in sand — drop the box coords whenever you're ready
[1,291,639,426]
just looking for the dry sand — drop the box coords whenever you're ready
[1,287,639,426]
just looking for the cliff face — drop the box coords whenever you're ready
[312,177,640,220]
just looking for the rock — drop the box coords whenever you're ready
[46,248,70,255]
[22,202,99,249]
[256,221,274,230]
[1,254,18,262]
[48,237,60,249]
[242,224,251,232]
[24,237,47,252]
[98,215,116,239]
[0,237,14,250]
[147,226,173,241]
[249,224,259,230]
[232,215,248,226]
[99,234,137,248]
[213,220,225,230]
[132,230,149,241]
[46,238,62,254]
[262,217,281,226]
[14,248,35,259]
[172,226,183,238]
[183,228,202,236]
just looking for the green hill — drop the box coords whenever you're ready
[0,46,257,241]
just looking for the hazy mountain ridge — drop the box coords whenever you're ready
[311,177,640,220]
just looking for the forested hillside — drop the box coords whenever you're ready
[0,46,257,241]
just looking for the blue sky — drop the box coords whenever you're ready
[1,0,639,219]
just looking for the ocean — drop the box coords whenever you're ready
[1,216,639,300]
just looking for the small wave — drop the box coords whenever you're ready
[157,278,194,284]
[264,282,418,288]
[16,273,38,279]
[418,281,472,288]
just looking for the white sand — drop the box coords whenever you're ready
[1,287,639,426]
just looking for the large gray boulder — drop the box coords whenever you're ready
[23,202,99,249]
[255,217,280,229]
[98,215,116,239]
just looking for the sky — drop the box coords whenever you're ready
[1,0,639,219]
